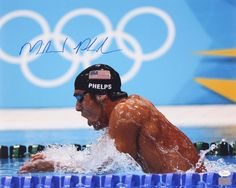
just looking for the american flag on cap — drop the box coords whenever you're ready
[89,70,111,80]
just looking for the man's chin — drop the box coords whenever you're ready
[88,121,98,129]
[87,119,107,130]
[88,122,105,130]
[93,125,101,130]
[88,121,92,126]
[92,123,104,130]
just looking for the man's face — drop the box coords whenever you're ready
[74,90,108,130]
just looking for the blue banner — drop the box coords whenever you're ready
[0,0,236,108]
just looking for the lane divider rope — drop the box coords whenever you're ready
[1,141,236,159]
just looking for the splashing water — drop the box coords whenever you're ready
[42,136,236,175]
[188,143,236,173]
[204,158,236,173]
[42,134,142,175]
[203,143,236,173]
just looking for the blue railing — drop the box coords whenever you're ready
[1,173,236,187]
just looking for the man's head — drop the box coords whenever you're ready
[74,64,127,130]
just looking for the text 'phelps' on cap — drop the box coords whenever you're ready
[74,64,127,97]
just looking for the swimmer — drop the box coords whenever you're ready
[20,64,205,173]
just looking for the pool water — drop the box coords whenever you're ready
[1,127,236,146]
[1,156,236,176]
[0,129,102,147]
[0,127,236,176]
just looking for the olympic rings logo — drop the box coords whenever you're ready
[0,7,175,88]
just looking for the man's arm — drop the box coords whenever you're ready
[108,104,140,160]
[19,158,54,173]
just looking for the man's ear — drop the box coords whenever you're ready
[95,95,108,103]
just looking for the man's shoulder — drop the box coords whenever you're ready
[115,94,146,110]
[126,94,155,109]
[126,94,148,105]
[127,94,143,100]
[111,94,151,121]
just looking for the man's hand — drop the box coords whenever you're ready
[19,153,54,173]
[30,152,45,161]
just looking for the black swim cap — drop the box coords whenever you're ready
[74,64,127,99]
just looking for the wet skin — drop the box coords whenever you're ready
[108,95,201,173]
[20,91,204,173]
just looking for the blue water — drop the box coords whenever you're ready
[0,129,102,146]
[1,127,236,176]
[1,127,236,146]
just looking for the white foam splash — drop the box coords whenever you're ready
[42,136,236,174]
[202,143,236,173]
[204,158,236,173]
[43,134,142,175]
[188,143,236,173]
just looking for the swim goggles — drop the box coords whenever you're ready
[74,92,88,103]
